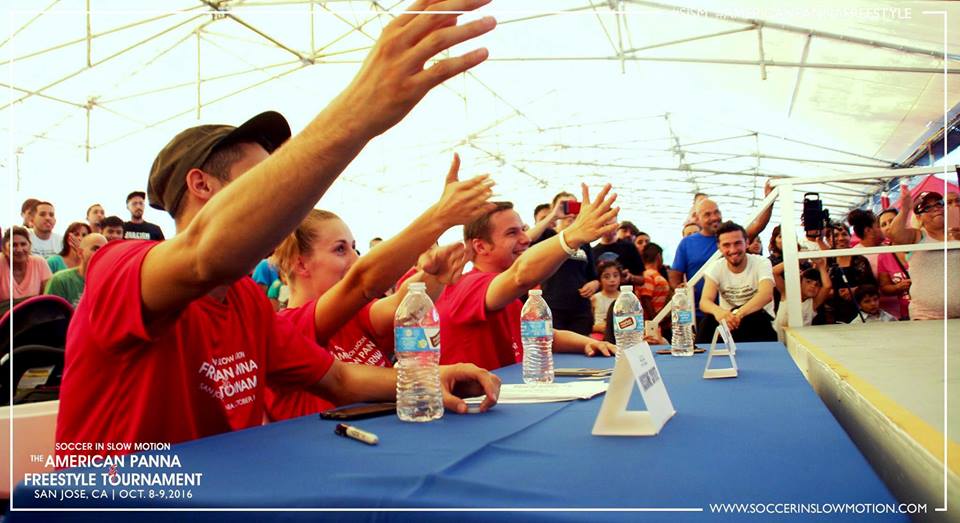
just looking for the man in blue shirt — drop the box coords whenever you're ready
[669,191,773,317]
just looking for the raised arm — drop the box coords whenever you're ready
[138,0,497,320]
[368,243,468,338]
[525,201,561,242]
[314,157,493,342]
[812,258,832,309]
[746,180,774,241]
[888,185,921,245]
[485,184,619,311]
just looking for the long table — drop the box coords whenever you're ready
[10,343,904,521]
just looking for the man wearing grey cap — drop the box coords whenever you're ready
[56,0,501,458]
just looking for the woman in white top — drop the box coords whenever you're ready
[887,190,960,320]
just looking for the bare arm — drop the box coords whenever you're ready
[668,270,685,290]
[367,243,469,337]
[525,202,561,242]
[888,187,920,245]
[307,360,501,414]
[314,161,491,343]
[772,262,786,297]
[485,184,619,311]
[138,0,497,321]
[733,279,773,318]
[812,260,832,309]
[746,180,775,241]
[553,329,616,357]
[698,277,725,319]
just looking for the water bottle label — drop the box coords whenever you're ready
[394,327,440,353]
[521,320,551,337]
[676,310,694,325]
[613,314,643,332]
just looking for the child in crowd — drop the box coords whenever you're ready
[773,259,832,342]
[849,284,898,323]
[591,260,622,338]
[638,242,672,340]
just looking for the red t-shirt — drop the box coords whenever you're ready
[55,241,334,458]
[265,300,394,421]
[436,268,521,371]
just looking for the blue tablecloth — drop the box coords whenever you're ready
[10,343,903,521]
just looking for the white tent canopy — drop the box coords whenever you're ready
[4,0,959,259]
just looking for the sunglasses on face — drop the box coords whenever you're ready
[917,200,944,214]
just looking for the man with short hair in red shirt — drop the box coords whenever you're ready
[436,185,620,371]
[56,0,501,457]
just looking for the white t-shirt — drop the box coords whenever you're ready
[591,292,619,326]
[704,254,775,318]
[28,229,63,258]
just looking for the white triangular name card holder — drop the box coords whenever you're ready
[703,319,738,379]
[592,341,676,436]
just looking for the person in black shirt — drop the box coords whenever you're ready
[822,222,875,324]
[124,191,165,241]
[534,192,597,335]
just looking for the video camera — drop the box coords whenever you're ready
[802,192,831,232]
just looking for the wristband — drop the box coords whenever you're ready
[558,230,579,257]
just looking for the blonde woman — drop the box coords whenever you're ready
[266,156,495,420]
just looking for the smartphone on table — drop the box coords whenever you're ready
[319,402,396,421]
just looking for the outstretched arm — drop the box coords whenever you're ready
[308,360,501,414]
[138,0,497,323]
[525,201,561,242]
[746,180,774,241]
[888,186,920,245]
[314,156,493,343]
[485,184,620,311]
[368,243,468,338]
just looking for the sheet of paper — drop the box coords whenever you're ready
[465,381,608,405]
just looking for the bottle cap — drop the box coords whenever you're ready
[619,285,633,292]
[409,282,427,291]
[529,289,542,296]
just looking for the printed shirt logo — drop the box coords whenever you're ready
[197,350,259,413]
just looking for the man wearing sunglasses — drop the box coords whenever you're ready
[887,190,960,320]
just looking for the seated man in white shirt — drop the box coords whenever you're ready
[697,221,777,343]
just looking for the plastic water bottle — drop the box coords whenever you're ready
[612,286,644,356]
[521,290,554,384]
[671,286,695,357]
[394,282,443,422]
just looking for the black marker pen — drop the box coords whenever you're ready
[334,423,379,445]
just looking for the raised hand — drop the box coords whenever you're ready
[432,153,497,227]
[336,0,497,138]
[419,242,469,285]
[562,183,619,247]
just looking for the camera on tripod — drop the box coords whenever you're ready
[802,192,831,232]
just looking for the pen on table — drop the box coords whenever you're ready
[334,423,379,446]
